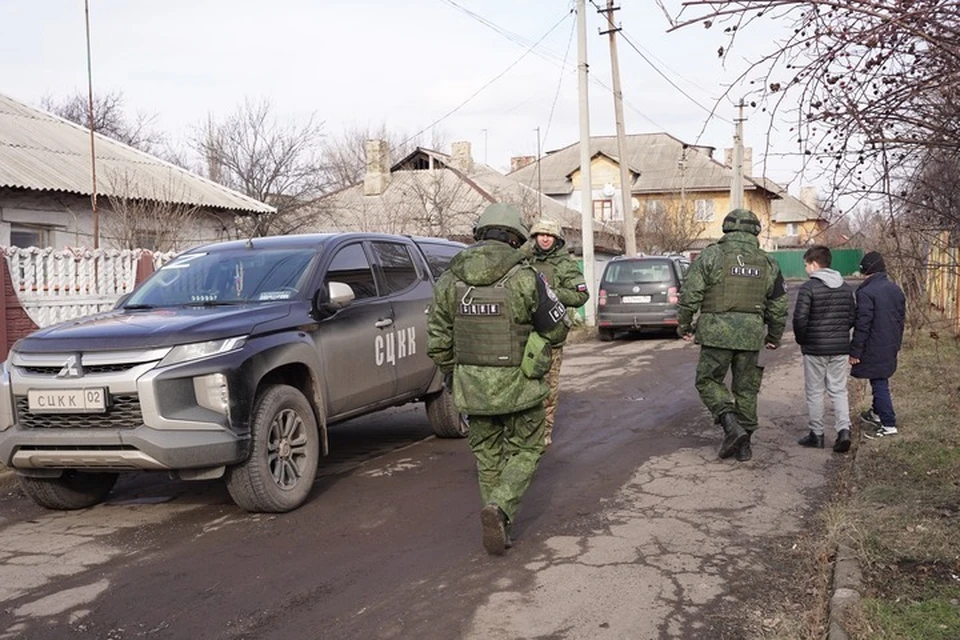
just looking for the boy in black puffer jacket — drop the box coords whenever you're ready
[793,245,857,452]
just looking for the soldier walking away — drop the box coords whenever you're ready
[850,251,906,439]
[792,245,857,453]
[427,203,569,555]
[677,209,788,462]
[521,218,590,447]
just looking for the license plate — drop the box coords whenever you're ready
[27,388,107,414]
[622,295,652,303]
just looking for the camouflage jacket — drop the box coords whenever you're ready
[427,241,569,415]
[677,231,788,351]
[523,243,590,310]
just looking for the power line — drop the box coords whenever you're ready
[398,10,573,151]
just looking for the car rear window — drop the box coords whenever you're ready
[603,260,675,284]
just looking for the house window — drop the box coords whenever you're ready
[593,199,613,221]
[645,200,665,216]
[10,224,49,248]
[786,223,799,236]
[694,199,715,222]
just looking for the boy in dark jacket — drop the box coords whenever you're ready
[850,251,906,438]
[793,246,857,452]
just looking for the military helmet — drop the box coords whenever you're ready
[721,208,762,236]
[473,203,529,245]
[529,218,566,243]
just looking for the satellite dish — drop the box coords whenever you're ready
[631,197,640,211]
[602,182,616,197]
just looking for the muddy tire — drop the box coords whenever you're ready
[425,388,468,438]
[225,385,320,513]
[598,328,615,342]
[18,471,118,510]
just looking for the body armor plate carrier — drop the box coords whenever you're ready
[701,252,769,314]
[453,266,531,366]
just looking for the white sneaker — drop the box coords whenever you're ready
[863,425,898,439]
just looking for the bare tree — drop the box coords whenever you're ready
[637,199,707,254]
[41,91,166,154]
[193,99,328,237]
[322,124,448,192]
[402,173,476,237]
[101,170,220,252]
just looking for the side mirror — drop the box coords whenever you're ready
[313,281,355,317]
[115,293,131,309]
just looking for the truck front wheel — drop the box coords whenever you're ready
[225,385,320,513]
[19,471,118,510]
[425,387,469,438]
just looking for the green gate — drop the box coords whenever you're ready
[771,248,863,278]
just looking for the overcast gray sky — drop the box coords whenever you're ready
[1,0,812,192]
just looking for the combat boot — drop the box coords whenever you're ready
[718,413,747,459]
[735,431,753,461]
[481,504,509,556]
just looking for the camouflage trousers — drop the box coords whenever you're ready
[694,346,763,431]
[542,347,564,446]
[467,404,546,522]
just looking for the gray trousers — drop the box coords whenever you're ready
[803,354,851,435]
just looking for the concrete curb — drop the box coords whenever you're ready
[829,542,863,639]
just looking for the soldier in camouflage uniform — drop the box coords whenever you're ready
[521,218,590,447]
[677,209,788,462]
[427,203,569,555]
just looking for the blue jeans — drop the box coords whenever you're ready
[870,378,896,427]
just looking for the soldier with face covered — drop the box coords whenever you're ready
[677,208,788,462]
[427,203,569,555]
[521,218,590,447]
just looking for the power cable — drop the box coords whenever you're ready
[397,11,573,151]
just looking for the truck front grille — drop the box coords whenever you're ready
[20,363,140,376]
[15,395,143,429]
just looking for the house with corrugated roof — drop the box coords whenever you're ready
[0,93,274,251]
[769,185,829,248]
[509,133,793,251]
[310,139,623,256]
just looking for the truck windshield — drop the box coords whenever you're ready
[124,248,318,308]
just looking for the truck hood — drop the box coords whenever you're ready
[13,304,294,353]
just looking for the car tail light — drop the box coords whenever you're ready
[598,289,607,307]
[668,286,678,304]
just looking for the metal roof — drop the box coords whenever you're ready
[0,93,273,214]
[510,133,781,197]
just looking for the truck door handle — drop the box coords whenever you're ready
[374,318,394,328]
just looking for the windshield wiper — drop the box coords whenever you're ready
[181,300,246,307]
[122,304,156,310]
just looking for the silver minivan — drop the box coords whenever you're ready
[597,255,690,341]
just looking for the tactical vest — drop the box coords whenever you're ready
[533,256,557,288]
[700,249,769,314]
[453,266,532,366]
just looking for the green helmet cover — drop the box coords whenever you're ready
[473,203,530,241]
[722,208,762,236]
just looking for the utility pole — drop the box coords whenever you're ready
[577,0,596,327]
[84,0,99,249]
[600,0,636,256]
[535,126,543,218]
[730,99,745,211]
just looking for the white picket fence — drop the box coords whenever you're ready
[2,246,176,328]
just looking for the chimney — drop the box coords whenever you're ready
[724,147,753,177]
[450,141,473,173]
[364,139,391,196]
[799,186,818,211]
[511,156,536,172]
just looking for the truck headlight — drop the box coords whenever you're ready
[159,337,246,368]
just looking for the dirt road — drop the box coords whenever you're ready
[0,325,842,639]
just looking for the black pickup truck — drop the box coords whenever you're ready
[0,233,466,513]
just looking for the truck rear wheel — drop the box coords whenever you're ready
[598,328,615,342]
[425,388,469,438]
[18,471,118,510]
[225,384,320,513]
